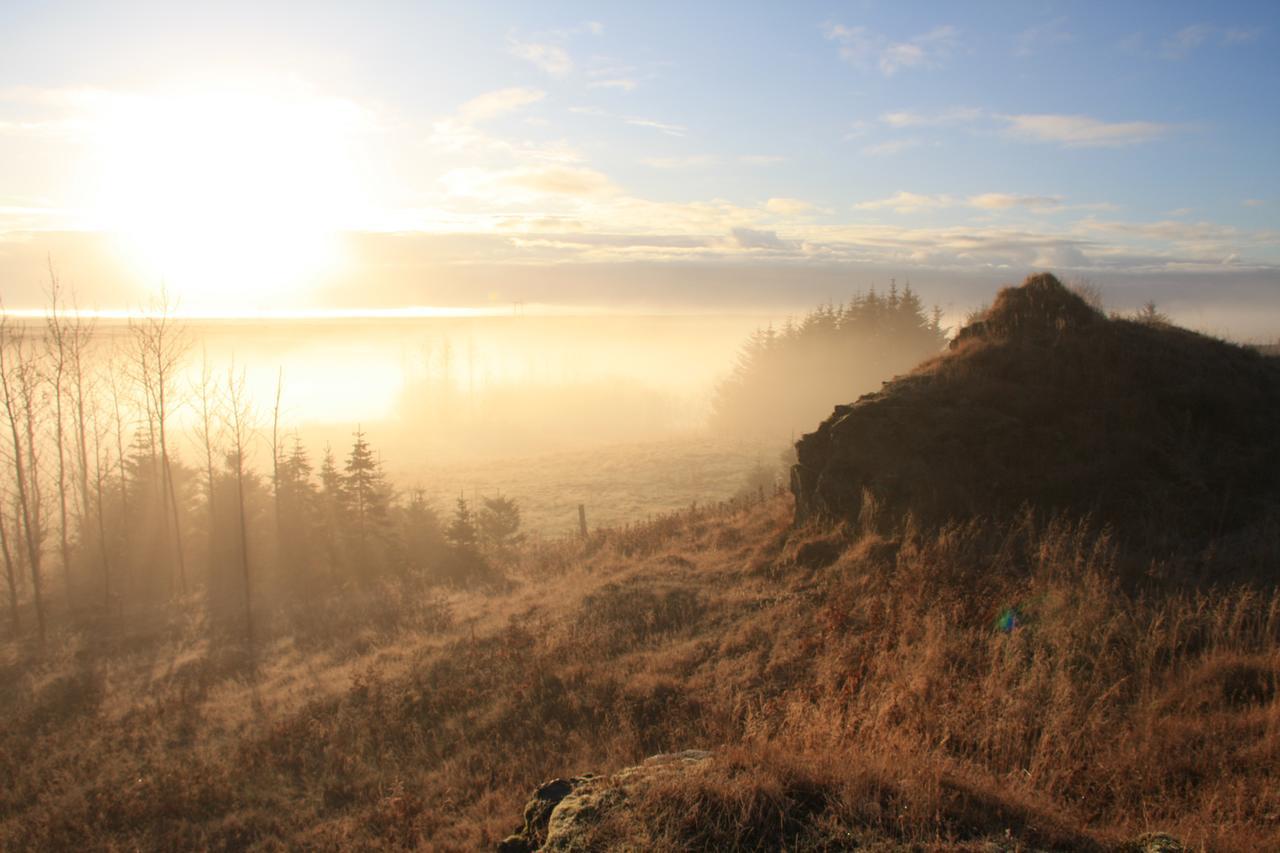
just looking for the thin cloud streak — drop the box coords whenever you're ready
[508,39,573,76]
[823,22,960,76]
[1001,113,1170,147]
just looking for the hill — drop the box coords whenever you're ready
[794,273,1280,568]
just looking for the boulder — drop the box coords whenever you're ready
[498,751,711,852]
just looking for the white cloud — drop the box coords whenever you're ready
[730,227,794,251]
[855,191,955,214]
[506,166,615,196]
[861,138,922,157]
[1162,23,1263,58]
[430,88,563,159]
[623,117,685,136]
[641,155,716,168]
[1222,27,1262,44]
[855,191,1086,215]
[739,154,786,166]
[1162,24,1214,59]
[968,193,1062,211]
[1001,113,1169,147]
[823,22,959,76]
[588,78,638,91]
[440,165,616,200]
[573,106,686,136]
[586,60,659,93]
[765,197,813,215]
[457,87,546,124]
[880,107,981,127]
[508,39,573,77]
[1014,17,1072,57]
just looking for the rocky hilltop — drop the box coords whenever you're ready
[792,273,1280,554]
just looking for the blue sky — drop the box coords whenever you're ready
[0,1,1277,323]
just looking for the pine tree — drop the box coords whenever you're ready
[276,437,318,580]
[446,495,478,553]
[320,444,344,506]
[400,488,445,573]
[479,494,523,558]
[317,444,346,576]
[711,283,948,435]
[344,428,389,551]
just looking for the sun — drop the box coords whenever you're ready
[88,86,369,312]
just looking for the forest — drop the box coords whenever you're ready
[712,281,947,436]
[0,276,526,650]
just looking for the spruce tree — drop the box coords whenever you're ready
[479,494,523,558]
[344,428,389,551]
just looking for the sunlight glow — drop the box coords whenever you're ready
[87,87,371,310]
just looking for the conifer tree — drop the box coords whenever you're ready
[712,283,947,435]
[446,495,478,553]
[479,494,523,558]
[344,428,389,554]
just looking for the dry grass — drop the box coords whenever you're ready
[400,434,785,537]
[1,494,1277,850]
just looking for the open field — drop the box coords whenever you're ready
[403,435,788,536]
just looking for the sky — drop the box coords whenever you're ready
[0,1,1277,330]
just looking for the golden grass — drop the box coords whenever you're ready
[1,495,1277,850]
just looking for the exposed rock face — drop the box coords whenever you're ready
[791,273,1280,546]
[497,751,711,852]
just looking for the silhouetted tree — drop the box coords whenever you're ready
[397,488,446,574]
[479,494,523,559]
[1135,301,1170,325]
[0,491,18,633]
[223,365,255,642]
[446,495,478,553]
[276,436,320,582]
[317,444,345,577]
[1,315,48,643]
[440,494,494,585]
[712,282,947,435]
[129,289,191,595]
[344,428,391,568]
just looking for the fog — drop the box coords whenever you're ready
[165,312,774,443]
[67,312,797,537]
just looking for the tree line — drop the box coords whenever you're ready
[0,273,523,646]
[712,282,948,436]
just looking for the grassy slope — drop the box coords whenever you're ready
[2,495,1277,851]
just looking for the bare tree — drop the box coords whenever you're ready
[104,350,132,595]
[224,363,255,643]
[0,315,47,644]
[129,289,191,595]
[64,292,96,559]
[271,366,283,560]
[42,264,74,609]
[89,398,114,611]
[0,491,18,634]
[192,350,222,586]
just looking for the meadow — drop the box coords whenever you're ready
[2,494,1276,850]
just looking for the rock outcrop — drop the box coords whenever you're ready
[500,749,1187,851]
[497,751,711,852]
[791,273,1280,550]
